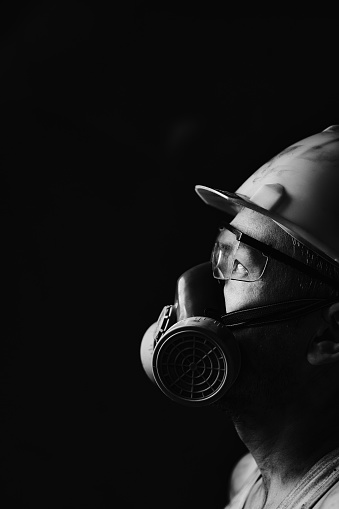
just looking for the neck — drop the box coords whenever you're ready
[231,392,339,507]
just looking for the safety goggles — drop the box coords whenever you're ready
[211,224,339,288]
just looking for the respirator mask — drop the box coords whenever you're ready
[140,224,339,407]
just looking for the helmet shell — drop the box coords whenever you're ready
[196,126,339,266]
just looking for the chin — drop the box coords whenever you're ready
[213,364,295,421]
[213,373,261,418]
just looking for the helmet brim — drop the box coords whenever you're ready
[195,185,265,216]
[195,184,339,267]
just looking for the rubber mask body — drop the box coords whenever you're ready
[140,262,241,407]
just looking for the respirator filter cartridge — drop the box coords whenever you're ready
[152,316,240,407]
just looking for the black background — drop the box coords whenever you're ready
[1,2,339,508]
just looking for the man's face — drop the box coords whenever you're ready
[216,208,318,417]
[223,208,291,313]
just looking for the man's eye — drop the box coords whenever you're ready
[232,260,249,277]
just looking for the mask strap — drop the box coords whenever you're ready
[219,298,339,328]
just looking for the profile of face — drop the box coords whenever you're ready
[215,208,325,417]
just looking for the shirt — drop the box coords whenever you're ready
[226,448,339,509]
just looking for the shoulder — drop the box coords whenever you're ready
[228,452,258,501]
[314,481,339,508]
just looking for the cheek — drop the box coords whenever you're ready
[223,262,294,314]
[224,280,268,313]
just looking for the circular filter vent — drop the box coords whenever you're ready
[153,329,228,406]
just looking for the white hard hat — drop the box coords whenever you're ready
[196,125,339,267]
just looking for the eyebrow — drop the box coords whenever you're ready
[219,224,339,291]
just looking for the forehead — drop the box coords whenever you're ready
[229,208,290,253]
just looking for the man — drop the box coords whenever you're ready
[209,207,339,508]
[141,125,339,508]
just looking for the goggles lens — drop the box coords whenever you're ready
[211,226,268,282]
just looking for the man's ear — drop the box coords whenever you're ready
[307,303,339,366]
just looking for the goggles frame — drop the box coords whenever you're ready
[212,224,339,291]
